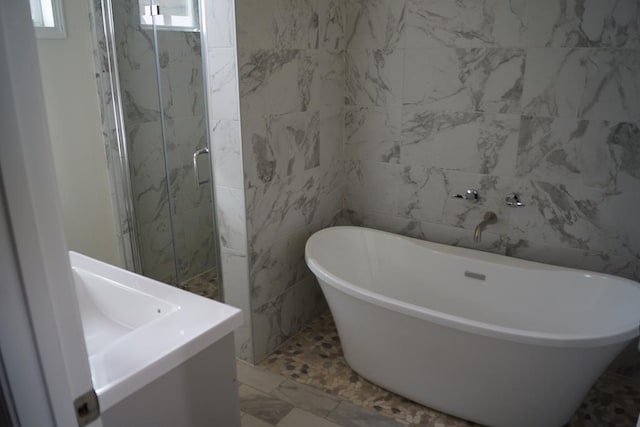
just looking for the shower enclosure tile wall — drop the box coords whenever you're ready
[111,0,216,284]
[202,0,253,360]
[343,0,640,281]
[236,0,346,362]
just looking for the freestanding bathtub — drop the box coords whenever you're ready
[305,226,640,427]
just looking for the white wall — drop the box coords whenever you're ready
[36,0,122,266]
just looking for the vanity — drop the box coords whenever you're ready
[71,252,243,426]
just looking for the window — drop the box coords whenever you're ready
[30,0,66,39]
[139,0,199,31]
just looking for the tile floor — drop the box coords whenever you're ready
[238,360,408,427]
[236,311,640,427]
[181,268,219,300]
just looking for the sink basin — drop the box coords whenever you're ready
[70,252,243,411]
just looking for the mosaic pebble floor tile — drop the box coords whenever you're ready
[180,268,219,300]
[259,312,640,427]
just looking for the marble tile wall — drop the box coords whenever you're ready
[343,0,640,281]
[202,0,253,361]
[236,0,346,362]
[111,0,216,284]
[98,0,640,366]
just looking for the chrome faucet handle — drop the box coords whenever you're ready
[505,193,525,207]
[451,189,479,202]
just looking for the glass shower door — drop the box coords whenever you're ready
[111,0,219,298]
[149,0,220,298]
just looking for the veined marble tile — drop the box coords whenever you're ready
[138,215,177,284]
[315,163,345,222]
[156,31,202,69]
[252,277,326,362]
[318,0,346,49]
[239,49,302,117]
[117,28,166,124]
[345,0,406,49]
[241,112,271,186]
[232,0,326,50]
[578,49,640,122]
[244,111,320,187]
[204,0,236,48]
[239,384,294,425]
[419,219,508,254]
[165,116,211,215]
[208,47,239,120]
[211,119,244,189]
[343,208,422,238]
[319,107,344,166]
[273,0,319,49]
[517,116,640,193]
[271,381,340,418]
[403,48,525,113]
[299,52,319,112]
[405,0,527,48]
[506,239,639,281]
[345,49,403,106]
[250,224,317,309]
[506,179,640,258]
[588,189,640,259]
[120,85,163,126]
[307,50,345,109]
[219,247,253,361]
[173,204,216,281]
[216,186,248,253]
[237,360,287,394]
[127,120,170,226]
[246,165,340,250]
[439,170,512,235]
[270,110,320,178]
[401,109,520,175]
[344,106,401,164]
[236,0,277,49]
[525,0,640,48]
[346,161,451,224]
[521,48,588,118]
[278,408,341,427]
[241,413,274,427]
[395,165,449,223]
[114,24,156,73]
[220,248,250,304]
[344,160,401,218]
[345,209,508,255]
[165,60,205,121]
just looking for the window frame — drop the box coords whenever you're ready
[31,0,66,39]
[139,0,200,33]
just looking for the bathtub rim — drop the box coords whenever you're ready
[305,226,640,349]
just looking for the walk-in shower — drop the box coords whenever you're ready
[93,0,221,299]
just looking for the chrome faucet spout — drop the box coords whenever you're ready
[473,211,497,243]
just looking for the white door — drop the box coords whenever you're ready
[0,0,102,425]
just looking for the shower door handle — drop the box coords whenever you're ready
[193,147,210,190]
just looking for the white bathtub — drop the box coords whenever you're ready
[305,226,640,427]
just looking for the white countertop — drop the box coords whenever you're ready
[71,252,243,411]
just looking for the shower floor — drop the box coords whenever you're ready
[258,312,640,426]
[180,268,219,301]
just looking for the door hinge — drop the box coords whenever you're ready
[73,389,100,426]
[144,4,161,16]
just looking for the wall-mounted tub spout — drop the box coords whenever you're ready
[474,211,497,243]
